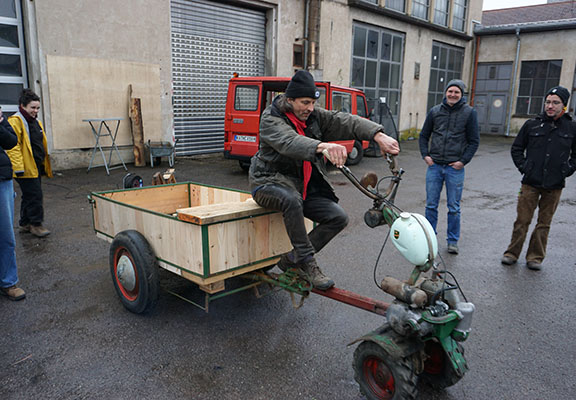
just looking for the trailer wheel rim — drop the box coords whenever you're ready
[114,249,139,301]
[363,356,395,399]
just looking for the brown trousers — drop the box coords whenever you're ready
[504,184,562,263]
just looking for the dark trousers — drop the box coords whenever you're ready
[504,184,562,263]
[253,184,349,263]
[15,176,44,227]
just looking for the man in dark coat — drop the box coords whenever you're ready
[419,79,480,255]
[249,70,399,289]
[501,86,576,270]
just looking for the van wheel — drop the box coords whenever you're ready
[239,160,251,172]
[346,140,364,166]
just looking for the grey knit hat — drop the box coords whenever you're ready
[546,86,570,106]
[285,70,320,99]
[445,79,466,94]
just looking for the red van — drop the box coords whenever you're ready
[223,76,370,170]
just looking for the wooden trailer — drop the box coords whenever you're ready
[90,182,311,313]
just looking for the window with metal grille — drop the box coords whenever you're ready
[433,0,450,26]
[412,0,430,20]
[0,0,27,115]
[516,60,562,115]
[427,41,464,111]
[452,0,468,32]
[386,0,405,12]
[351,23,404,128]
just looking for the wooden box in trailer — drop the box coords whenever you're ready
[90,182,310,293]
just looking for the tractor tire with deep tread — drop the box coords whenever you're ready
[109,230,160,314]
[345,140,364,166]
[418,340,464,390]
[353,341,418,400]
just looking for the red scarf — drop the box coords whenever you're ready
[285,112,312,200]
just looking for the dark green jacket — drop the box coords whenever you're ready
[249,96,384,194]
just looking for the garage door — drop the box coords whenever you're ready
[170,0,266,155]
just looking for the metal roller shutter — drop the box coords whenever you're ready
[170,0,266,155]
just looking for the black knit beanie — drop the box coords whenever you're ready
[546,86,570,106]
[445,79,466,94]
[285,70,320,99]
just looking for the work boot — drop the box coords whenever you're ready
[1,286,26,301]
[501,255,517,265]
[526,261,542,271]
[276,253,296,272]
[19,224,30,233]
[447,243,459,254]
[30,225,51,238]
[298,257,335,291]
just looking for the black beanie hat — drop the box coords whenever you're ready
[285,70,320,99]
[546,86,570,106]
[445,79,466,94]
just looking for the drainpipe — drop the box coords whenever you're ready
[308,0,320,70]
[304,0,310,70]
[469,20,481,106]
[506,28,521,137]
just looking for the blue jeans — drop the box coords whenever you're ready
[425,164,465,244]
[0,179,18,288]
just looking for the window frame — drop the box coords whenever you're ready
[515,60,563,116]
[0,0,28,114]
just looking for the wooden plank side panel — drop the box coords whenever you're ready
[102,185,190,214]
[189,185,251,207]
[93,197,203,275]
[208,213,294,275]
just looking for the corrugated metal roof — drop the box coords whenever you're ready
[482,1,576,26]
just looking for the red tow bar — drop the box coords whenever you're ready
[312,287,389,316]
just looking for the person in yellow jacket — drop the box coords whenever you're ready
[7,89,52,238]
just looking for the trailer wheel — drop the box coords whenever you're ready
[110,230,159,314]
[345,140,364,166]
[419,340,464,389]
[353,341,418,400]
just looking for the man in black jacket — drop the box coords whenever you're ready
[501,86,576,270]
[419,79,480,255]
[0,109,26,300]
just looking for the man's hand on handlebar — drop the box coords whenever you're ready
[317,142,347,168]
[373,131,400,156]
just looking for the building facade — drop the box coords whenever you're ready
[474,1,576,135]
[0,0,482,169]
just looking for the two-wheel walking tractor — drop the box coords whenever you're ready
[89,156,474,400]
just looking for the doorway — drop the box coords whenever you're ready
[474,63,512,135]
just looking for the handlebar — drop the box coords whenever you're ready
[322,149,403,203]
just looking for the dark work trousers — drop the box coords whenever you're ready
[15,175,44,227]
[253,184,349,263]
[504,184,562,263]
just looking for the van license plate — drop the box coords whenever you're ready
[235,135,256,143]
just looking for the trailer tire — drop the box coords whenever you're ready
[353,341,418,400]
[110,230,159,314]
[345,140,364,166]
[419,340,464,390]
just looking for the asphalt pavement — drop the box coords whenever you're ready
[1,135,575,400]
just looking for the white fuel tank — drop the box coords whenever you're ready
[390,212,438,266]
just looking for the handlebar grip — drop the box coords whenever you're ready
[321,149,333,164]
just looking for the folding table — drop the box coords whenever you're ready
[84,118,128,175]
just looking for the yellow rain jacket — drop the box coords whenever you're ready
[6,112,52,178]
